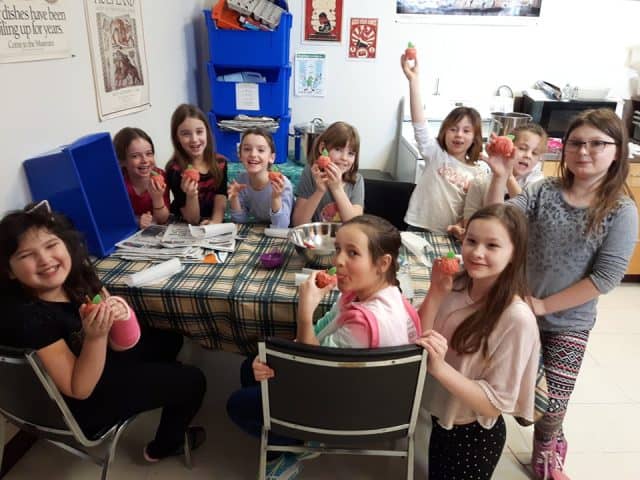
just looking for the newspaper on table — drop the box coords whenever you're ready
[112,223,235,263]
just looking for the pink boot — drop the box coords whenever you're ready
[555,436,568,466]
[532,438,556,480]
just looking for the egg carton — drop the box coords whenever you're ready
[226,0,284,29]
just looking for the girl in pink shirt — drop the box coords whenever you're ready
[417,204,540,480]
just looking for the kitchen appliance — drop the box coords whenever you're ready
[518,91,617,139]
[291,117,327,165]
[489,112,533,137]
[633,110,640,144]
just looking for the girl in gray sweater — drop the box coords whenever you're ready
[485,108,638,479]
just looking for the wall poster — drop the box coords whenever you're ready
[294,52,326,97]
[0,0,72,63]
[348,18,378,60]
[84,0,150,121]
[304,0,342,43]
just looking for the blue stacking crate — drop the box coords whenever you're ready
[23,132,138,258]
[207,64,291,117]
[209,111,291,164]
[203,9,292,67]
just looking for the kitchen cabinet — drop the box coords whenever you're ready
[542,160,640,276]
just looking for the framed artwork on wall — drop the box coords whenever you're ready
[396,0,543,25]
[304,0,343,43]
[348,18,378,60]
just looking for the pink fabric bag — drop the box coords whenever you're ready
[105,296,141,351]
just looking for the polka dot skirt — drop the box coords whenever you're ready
[428,415,506,480]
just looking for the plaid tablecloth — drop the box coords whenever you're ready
[94,226,458,355]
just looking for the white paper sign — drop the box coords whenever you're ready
[0,0,72,63]
[235,82,260,111]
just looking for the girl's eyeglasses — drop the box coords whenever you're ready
[565,140,617,153]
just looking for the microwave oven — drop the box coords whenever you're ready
[518,93,617,139]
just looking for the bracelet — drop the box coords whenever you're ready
[153,205,165,210]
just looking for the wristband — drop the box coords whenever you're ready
[153,205,165,210]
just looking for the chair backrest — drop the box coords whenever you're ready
[260,338,427,444]
[0,345,84,440]
[363,178,416,231]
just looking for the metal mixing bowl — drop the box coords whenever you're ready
[288,222,339,268]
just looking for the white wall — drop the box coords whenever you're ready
[2,0,639,215]
[0,0,211,215]
[286,0,640,173]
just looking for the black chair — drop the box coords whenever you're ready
[258,338,428,480]
[363,178,416,230]
[0,345,161,479]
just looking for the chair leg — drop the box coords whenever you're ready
[184,430,192,470]
[258,427,268,480]
[0,418,5,468]
[406,434,414,480]
[101,420,135,480]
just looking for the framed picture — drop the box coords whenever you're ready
[348,18,378,60]
[396,0,543,25]
[84,0,150,120]
[304,0,343,43]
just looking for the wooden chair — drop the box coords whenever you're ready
[258,337,427,480]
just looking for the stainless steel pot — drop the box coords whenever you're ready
[291,117,327,165]
[490,112,532,137]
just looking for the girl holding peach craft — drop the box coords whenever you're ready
[292,121,364,225]
[228,127,293,228]
[0,202,207,463]
[400,53,489,233]
[165,104,228,225]
[484,109,638,479]
[113,127,170,229]
[417,204,540,479]
[227,215,421,478]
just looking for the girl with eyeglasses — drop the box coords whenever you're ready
[484,108,638,479]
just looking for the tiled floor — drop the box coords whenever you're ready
[4,283,640,479]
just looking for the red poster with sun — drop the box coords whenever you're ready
[348,18,378,59]
[304,0,343,42]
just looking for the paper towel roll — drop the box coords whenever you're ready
[126,258,183,287]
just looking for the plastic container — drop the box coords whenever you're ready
[209,111,290,164]
[207,64,290,117]
[203,9,292,67]
[23,132,138,258]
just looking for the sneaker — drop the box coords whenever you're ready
[266,453,303,480]
[144,426,206,462]
[296,441,323,461]
[532,438,556,480]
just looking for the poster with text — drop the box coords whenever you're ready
[348,18,378,60]
[0,0,72,63]
[84,0,150,121]
[304,0,342,43]
[294,52,326,97]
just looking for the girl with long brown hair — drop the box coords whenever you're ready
[165,104,228,225]
[417,204,541,479]
[483,108,638,479]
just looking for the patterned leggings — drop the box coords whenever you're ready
[534,330,590,442]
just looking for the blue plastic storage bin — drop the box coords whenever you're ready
[209,111,291,164]
[23,132,138,258]
[207,63,291,117]
[203,9,292,67]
